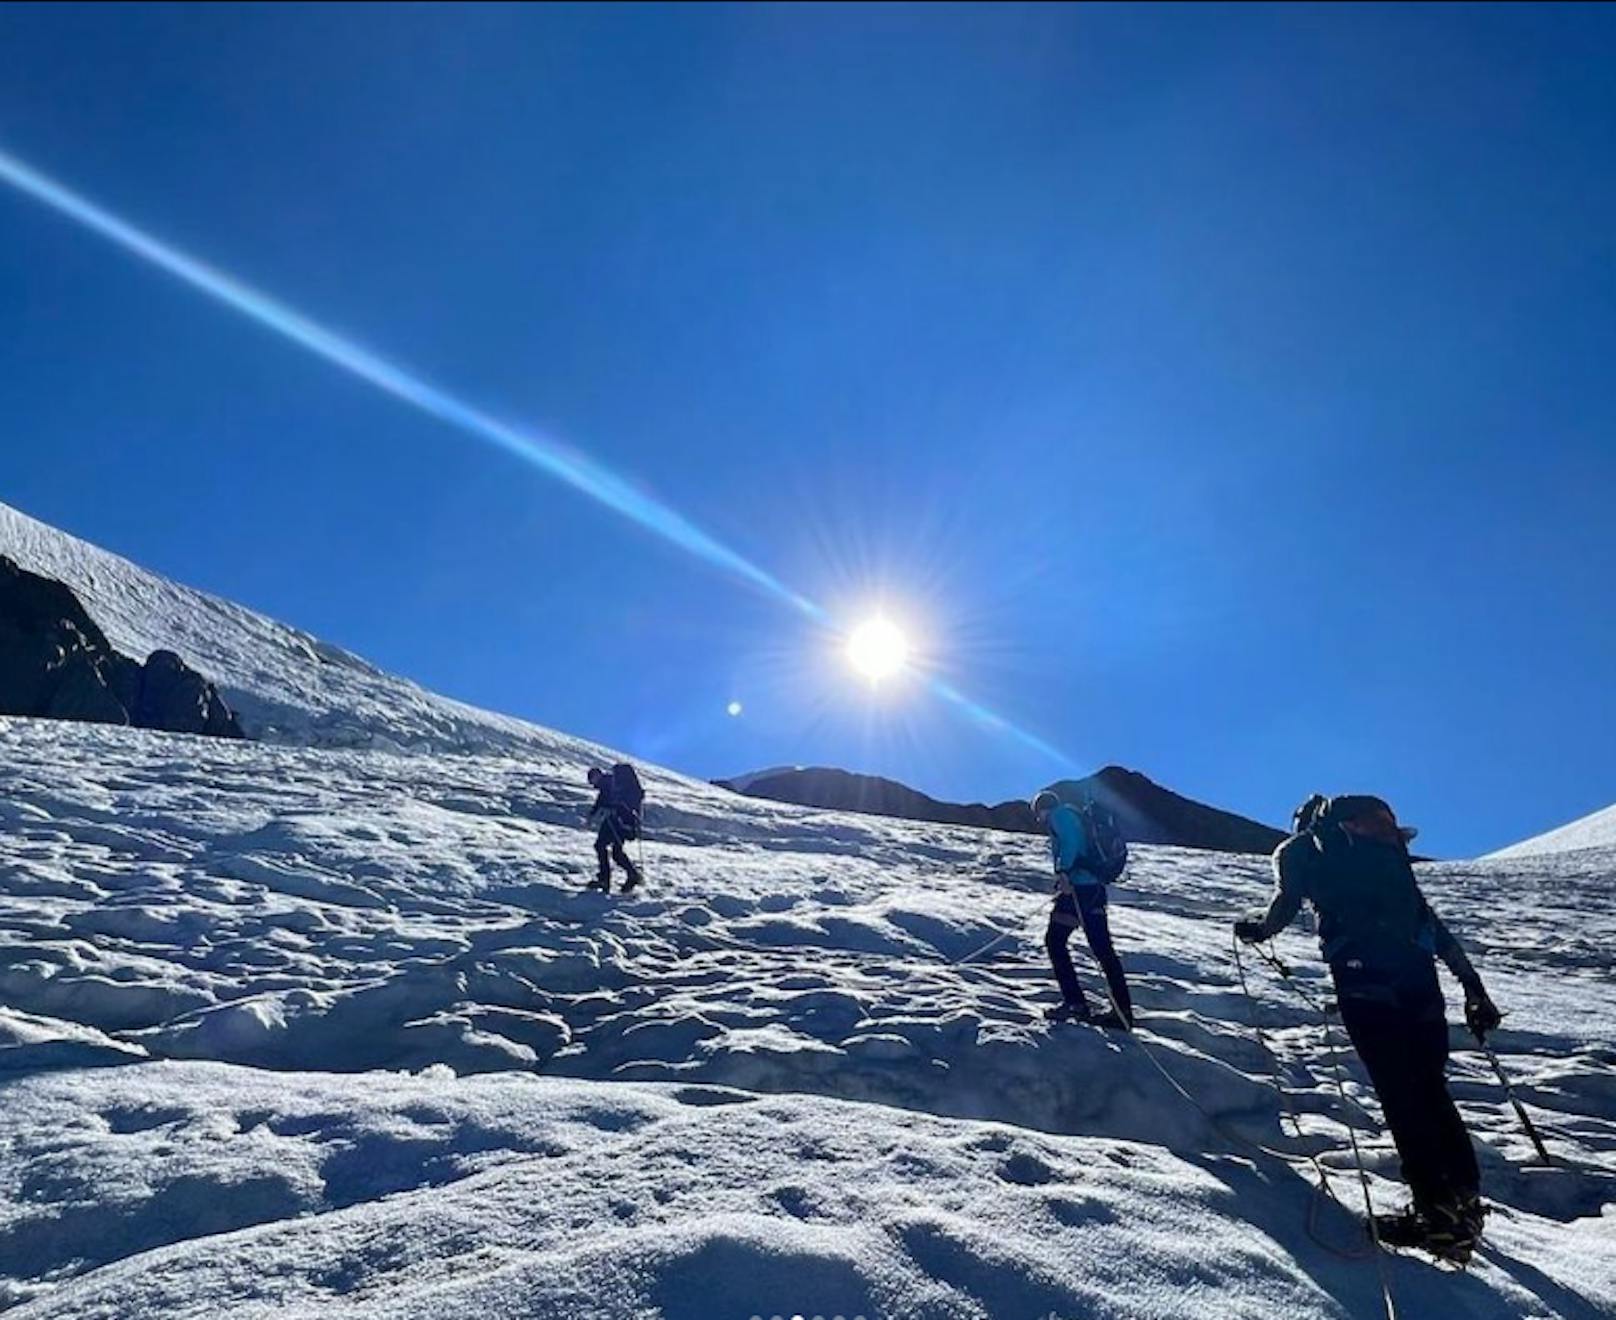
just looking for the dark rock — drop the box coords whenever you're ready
[0,555,244,739]
[42,658,130,725]
[104,652,144,717]
[0,556,120,720]
[135,650,244,739]
[718,763,1286,855]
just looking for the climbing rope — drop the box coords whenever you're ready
[1231,935,1374,1261]
[1243,938,1399,1319]
[1079,938,1379,1277]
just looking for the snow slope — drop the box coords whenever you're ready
[1488,802,1616,860]
[1,504,1614,1319]
[0,500,593,756]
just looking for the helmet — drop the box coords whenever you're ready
[1031,790,1060,821]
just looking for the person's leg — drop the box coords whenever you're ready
[592,827,613,885]
[1044,896,1088,1012]
[1397,982,1480,1211]
[1340,992,1453,1215]
[1077,887,1132,1023]
[612,837,642,889]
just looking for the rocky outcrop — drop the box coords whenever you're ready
[0,556,243,739]
[718,763,1285,855]
[1046,766,1286,856]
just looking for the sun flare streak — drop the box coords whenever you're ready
[0,145,819,620]
[0,143,1072,769]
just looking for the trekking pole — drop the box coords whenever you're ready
[1473,1031,1553,1166]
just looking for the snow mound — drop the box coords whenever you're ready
[1487,801,1616,859]
[7,1063,1612,1320]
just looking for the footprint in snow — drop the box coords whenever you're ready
[998,1150,1060,1186]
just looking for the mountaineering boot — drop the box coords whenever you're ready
[620,868,642,895]
[1091,1008,1134,1032]
[1420,1196,1484,1264]
[585,874,611,893]
[1375,1198,1483,1264]
[1045,1000,1091,1024]
[1373,1206,1429,1250]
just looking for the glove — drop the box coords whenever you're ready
[1233,918,1266,945]
[1464,986,1502,1039]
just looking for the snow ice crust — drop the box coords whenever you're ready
[2,501,1614,1319]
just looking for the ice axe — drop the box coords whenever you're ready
[1473,1027,1554,1167]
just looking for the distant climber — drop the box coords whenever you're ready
[1235,793,1501,1262]
[585,762,645,894]
[1033,789,1134,1029]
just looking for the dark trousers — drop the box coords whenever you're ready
[1334,962,1479,1214]
[1045,886,1133,1021]
[594,819,641,885]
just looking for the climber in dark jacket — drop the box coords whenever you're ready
[1236,793,1500,1260]
[585,766,642,894]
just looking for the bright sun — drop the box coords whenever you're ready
[846,617,911,682]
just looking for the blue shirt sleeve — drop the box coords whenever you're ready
[1049,805,1089,874]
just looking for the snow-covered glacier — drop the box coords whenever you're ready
[1,501,1612,1319]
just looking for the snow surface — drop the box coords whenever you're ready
[1488,802,1616,861]
[2,502,1614,1319]
[0,501,596,758]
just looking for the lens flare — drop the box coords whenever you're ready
[927,676,1071,765]
[0,145,818,620]
[0,142,1072,770]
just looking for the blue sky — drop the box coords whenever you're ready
[2,2,1612,856]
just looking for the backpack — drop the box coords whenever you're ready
[611,762,645,820]
[1303,795,1429,960]
[1078,800,1129,884]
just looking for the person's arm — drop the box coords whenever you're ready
[1428,906,1479,986]
[1424,898,1501,1035]
[1050,806,1088,874]
[1235,835,1308,942]
[586,786,609,825]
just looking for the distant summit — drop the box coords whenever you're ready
[717,764,1285,855]
[1046,766,1286,856]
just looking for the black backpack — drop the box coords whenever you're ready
[1304,795,1427,958]
[612,762,645,820]
[1078,800,1129,884]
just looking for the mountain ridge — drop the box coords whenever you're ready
[719,763,1287,855]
